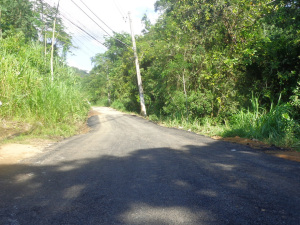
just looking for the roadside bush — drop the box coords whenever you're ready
[95,98,110,107]
[224,101,299,149]
[0,33,90,137]
[111,100,126,111]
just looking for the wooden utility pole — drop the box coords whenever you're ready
[128,12,147,117]
[51,0,60,82]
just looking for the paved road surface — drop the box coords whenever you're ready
[0,107,300,225]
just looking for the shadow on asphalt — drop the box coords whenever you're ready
[0,142,300,224]
[87,114,125,128]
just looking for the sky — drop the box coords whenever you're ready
[43,0,159,72]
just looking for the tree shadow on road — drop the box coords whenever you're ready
[0,142,300,225]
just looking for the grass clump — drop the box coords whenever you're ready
[111,100,126,112]
[151,97,299,150]
[0,33,90,138]
[224,101,299,149]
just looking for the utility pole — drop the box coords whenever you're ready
[51,0,60,82]
[128,12,147,117]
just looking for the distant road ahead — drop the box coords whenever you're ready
[0,107,299,224]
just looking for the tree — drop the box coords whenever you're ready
[88,0,299,122]
[0,0,72,57]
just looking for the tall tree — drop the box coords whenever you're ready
[0,0,72,56]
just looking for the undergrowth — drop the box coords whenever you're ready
[148,97,300,151]
[223,99,300,150]
[0,33,90,138]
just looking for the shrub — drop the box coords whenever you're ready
[0,33,90,137]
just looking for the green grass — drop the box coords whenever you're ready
[110,100,126,112]
[0,33,90,139]
[148,100,299,151]
[223,103,300,150]
[150,114,226,137]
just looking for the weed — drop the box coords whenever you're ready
[0,33,90,138]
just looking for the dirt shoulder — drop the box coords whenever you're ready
[0,140,54,164]
[212,136,300,163]
[0,109,101,165]
[0,120,53,164]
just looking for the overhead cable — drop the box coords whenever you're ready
[61,14,107,48]
[78,0,116,34]
[60,9,103,41]
[60,11,102,44]
[70,0,131,49]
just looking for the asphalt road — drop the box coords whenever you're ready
[0,107,300,225]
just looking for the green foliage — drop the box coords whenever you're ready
[0,0,72,54]
[148,114,159,122]
[290,82,300,117]
[83,32,140,112]
[111,100,126,112]
[0,33,89,137]
[224,99,299,149]
[87,0,300,148]
[0,0,37,40]
[94,98,110,107]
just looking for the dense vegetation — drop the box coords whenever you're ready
[84,0,300,149]
[0,0,89,138]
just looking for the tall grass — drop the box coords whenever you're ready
[0,33,90,137]
[223,97,300,149]
[149,96,299,150]
[156,114,226,137]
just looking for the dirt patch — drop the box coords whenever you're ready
[0,109,99,165]
[266,151,300,162]
[74,109,102,135]
[0,120,32,141]
[88,109,101,117]
[0,140,54,164]
[212,136,300,163]
[212,136,272,149]
[0,120,58,164]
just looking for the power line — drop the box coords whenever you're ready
[70,0,131,49]
[60,9,104,41]
[70,0,111,35]
[70,41,95,58]
[45,0,131,49]
[71,34,98,54]
[78,0,116,34]
[60,11,101,44]
[61,14,107,48]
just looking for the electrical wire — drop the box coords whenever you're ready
[45,0,131,49]
[78,0,116,34]
[43,0,135,62]
[60,12,100,46]
[60,8,104,40]
[70,0,131,49]
[70,0,110,35]
[61,13,106,56]
[61,14,107,48]
[71,34,98,54]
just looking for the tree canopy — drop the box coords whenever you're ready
[86,0,299,121]
[0,0,72,54]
